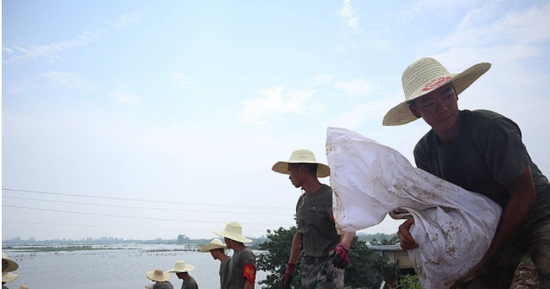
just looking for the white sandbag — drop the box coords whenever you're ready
[326,127,502,289]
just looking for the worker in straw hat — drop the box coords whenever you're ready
[2,272,18,289]
[1,253,18,273]
[145,268,174,289]
[200,239,231,289]
[214,221,255,289]
[385,57,550,288]
[168,260,198,289]
[272,149,356,289]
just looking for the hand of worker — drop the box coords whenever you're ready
[397,217,418,250]
[282,263,296,289]
[329,243,350,269]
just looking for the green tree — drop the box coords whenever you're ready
[256,226,301,289]
[344,236,389,287]
[398,274,421,289]
[257,226,392,288]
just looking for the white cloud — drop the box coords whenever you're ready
[339,0,361,34]
[113,13,140,29]
[329,95,400,129]
[42,71,98,91]
[169,73,193,88]
[3,12,140,64]
[110,90,142,106]
[4,31,102,63]
[239,87,317,124]
[430,2,550,51]
[308,74,335,87]
[377,0,478,33]
[371,39,391,51]
[335,78,375,96]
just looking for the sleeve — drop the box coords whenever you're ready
[295,194,305,229]
[242,251,256,285]
[479,116,530,184]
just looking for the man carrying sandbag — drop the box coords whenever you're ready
[384,57,550,288]
[272,149,356,289]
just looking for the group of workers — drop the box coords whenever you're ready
[146,221,255,289]
[271,56,550,289]
[3,57,550,289]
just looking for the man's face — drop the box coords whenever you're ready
[224,237,233,249]
[288,164,303,188]
[210,250,219,260]
[175,272,186,279]
[409,83,459,133]
[2,260,8,272]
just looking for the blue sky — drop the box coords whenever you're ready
[2,0,550,240]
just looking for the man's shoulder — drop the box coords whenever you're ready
[320,184,332,194]
[463,109,511,124]
[462,109,520,134]
[235,247,255,257]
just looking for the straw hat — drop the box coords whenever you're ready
[2,252,19,272]
[167,260,195,273]
[214,221,252,243]
[2,272,18,283]
[272,149,331,178]
[19,285,29,289]
[200,238,227,252]
[145,268,170,282]
[383,57,491,126]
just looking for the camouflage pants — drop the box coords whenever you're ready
[300,261,344,289]
[461,191,550,289]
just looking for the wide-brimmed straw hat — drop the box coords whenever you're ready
[167,260,195,273]
[19,285,29,289]
[383,57,491,126]
[2,272,18,283]
[200,238,227,252]
[146,268,170,282]
[214,221,252,243]
[272,149,330,178]
[2,252,19,272]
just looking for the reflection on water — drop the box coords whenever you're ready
[4,244,267,289]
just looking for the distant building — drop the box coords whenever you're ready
[369,244,415,287]
[369,244,413,270]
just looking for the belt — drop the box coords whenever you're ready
[301,256,331,264]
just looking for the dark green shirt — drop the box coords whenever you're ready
[154,281,175,289]
[414,109,550,207]
[181,276,198,289]
[296,184,340,257]
[220,256,231,289]
[227,247,255,289]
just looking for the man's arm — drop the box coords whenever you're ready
[474,166,535,271]
[340,231,356,247]
[288,230,301,264]
[244,280,254,289]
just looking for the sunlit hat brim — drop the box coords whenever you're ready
[383,59,491,126]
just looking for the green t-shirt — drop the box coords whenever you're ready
[153,281,174,289]
[181,276,198,289]
[220,256,231,289]
[227,247,255,289]
[414,109,550,207]
[296,184,340,257]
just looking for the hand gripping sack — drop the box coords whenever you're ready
[326,127,502,289]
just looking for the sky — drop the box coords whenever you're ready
[2,0,550,241]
